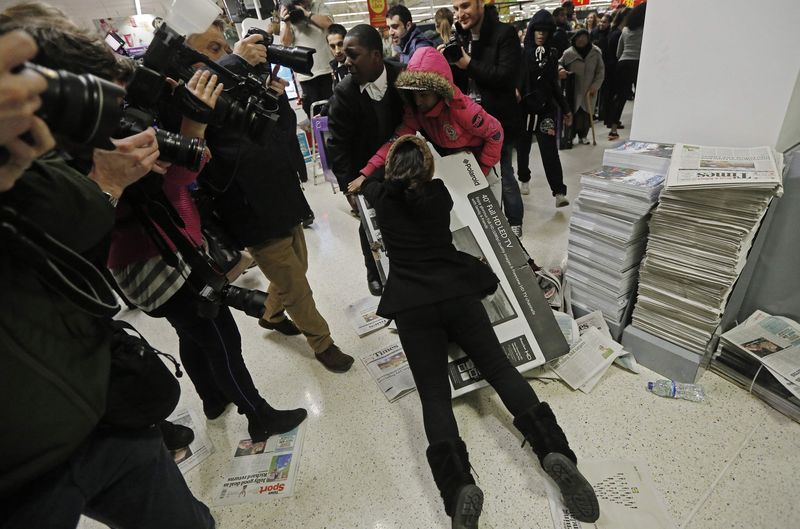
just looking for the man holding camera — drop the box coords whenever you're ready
[448,0,525,237]
[187,20,354,373]
[279,0,336,120]
[0,22,214,528]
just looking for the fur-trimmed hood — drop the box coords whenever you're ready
[386,135,435,184]
[395,47,457,104]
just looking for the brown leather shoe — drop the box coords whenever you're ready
[315,344,354,373]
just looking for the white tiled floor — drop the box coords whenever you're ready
[80,103,800,529]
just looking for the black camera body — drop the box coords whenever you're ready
[442,33,466,64]
[281,0,307,25]
[142,23,280,142]
[243,27,316,77]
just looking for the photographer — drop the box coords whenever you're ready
[448,0,525,237]
[106,68,307,442]
[0,18,214,529]
[187,21,354,373]
[279,0,335,120]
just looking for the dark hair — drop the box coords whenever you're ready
[387,5,413,26]
[611,7,630,29]
[346,24,383,53]
[387,141,428,193]
[327,23,346,39]
[625,3,646,31]
[553,7,565,18]
[0,2,126,82]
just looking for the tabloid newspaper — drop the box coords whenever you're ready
[346,296,390,337]
[546,460,676,529]
[360,341,416,402]
[664,144,783,192]
[211,423,306,506]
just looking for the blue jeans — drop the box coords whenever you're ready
[0,427,214,529]
[499,140,524,226]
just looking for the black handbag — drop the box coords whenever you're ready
[101,320,183,430]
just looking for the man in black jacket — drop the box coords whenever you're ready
[188,22,354,373]
[326,24,405,296]
[450,0,525,236]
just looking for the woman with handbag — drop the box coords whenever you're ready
[359,136,598,529]
[107,70,307,443]
[518,9,573,209]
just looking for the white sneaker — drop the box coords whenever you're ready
[510,225,522,238]
[579,137,590,145]
[520,181,530,195]
[555,194,570,208]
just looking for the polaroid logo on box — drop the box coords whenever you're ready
[462,159,480,187]
[259,483,285,494]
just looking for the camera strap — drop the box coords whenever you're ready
[0,206,120,317]
[171,84,212,125]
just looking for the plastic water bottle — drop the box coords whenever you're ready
[646,380,705,402]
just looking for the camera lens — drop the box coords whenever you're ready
[153,129,206,171]
[267,45,315,77]
[27,63,125,149]
[220,285,267,319]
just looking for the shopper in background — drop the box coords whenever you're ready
[551,6,571,57]
[608,2,645,141]
[604,6,629,137]
[434,7,454,46]
[559,29,604,145]
[361,135,600,528]
[592,13,612,123]
[518,9,572,208]
[327,23,348,87]
[280,0,335,120]
[326,24,405,297]
[450,0,525,237]
[584,12,598,33]
[188,21,355,374]
[386,4,433,65]
[562,1,577,29]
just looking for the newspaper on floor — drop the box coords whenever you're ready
[211,423,306,506]
[360,341,416,402]
[550,328,625,391]
[720,313,800,363]
[664,143,783,192]
[346,296,390,337]
[546,460,676,529]
[168,407,214,475]
[576,311,641,374]
[554,310,580,346]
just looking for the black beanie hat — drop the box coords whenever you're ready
[529,9,556,33]
[571,28,590,46]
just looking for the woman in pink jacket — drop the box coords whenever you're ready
[347,46,503,193]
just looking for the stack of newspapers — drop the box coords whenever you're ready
[566,145,669,329]
[601,141,674,174]
[631,144,783,354]
[711,310,800,423]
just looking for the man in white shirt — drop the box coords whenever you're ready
[280,0,335,120]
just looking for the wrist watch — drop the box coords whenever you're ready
[102,191,119,208]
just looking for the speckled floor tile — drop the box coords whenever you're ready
[76,102,800,529]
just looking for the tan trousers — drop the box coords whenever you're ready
[248,225,333,353]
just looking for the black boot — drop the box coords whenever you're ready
[157,420,195,451]
[426,438,483,529]
[513,403,599,523]
[245,402,308,443]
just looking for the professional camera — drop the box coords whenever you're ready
[281,0,307,25]
[141,23,281,142]
[244,27,316,77]
[197,283,266,320]
[116,107,206,171]
[442,33,467,64]
[14,63,124,149]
